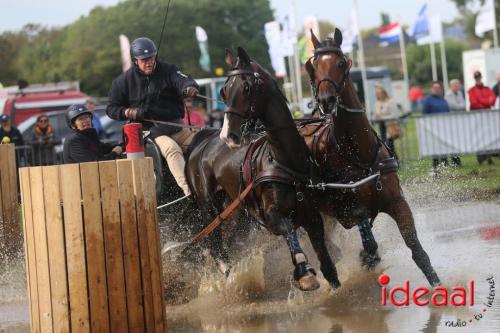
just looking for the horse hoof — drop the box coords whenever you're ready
[298,272,320,291]
[330,279,341,289]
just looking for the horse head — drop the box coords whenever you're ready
[305,28,352,116]
[220,47,268,149]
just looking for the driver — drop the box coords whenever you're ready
[106,37,199,196]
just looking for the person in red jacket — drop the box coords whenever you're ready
[467,71,496,165]
[468,71,496,110]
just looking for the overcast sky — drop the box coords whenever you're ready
[0,0,461,33]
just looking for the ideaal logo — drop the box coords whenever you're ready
[378,274,496,327]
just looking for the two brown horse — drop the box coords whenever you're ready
[186,47,340,291]
[301,28,440,286]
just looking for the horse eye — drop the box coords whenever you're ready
[337,61,345,69]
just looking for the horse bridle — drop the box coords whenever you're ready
[223,68,264,135]
[310,46,365,116]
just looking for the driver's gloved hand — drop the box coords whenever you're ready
[184,86,199,97]
[124,107,145,121]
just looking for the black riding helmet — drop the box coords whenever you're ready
[66,104,93,128]
[131,37,158,60]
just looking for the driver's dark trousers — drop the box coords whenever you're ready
[155,128,196,196]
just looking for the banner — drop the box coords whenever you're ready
[475,0,496,37]
[341,9,358,53]
[301,16,319,63]
[119,34,132,72]
[279,15,296,57]
[416,110,500,157]
[195,26,211,72]
[264,21,287,77]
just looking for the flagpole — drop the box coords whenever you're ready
[291,0,303,111]
[439,31,449,91]
[493,0,499,48]
[353,0,371,115]
[429,42,438,81]
[398,24,410,94]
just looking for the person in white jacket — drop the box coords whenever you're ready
[373,84,401,156]
[445,79,466,112]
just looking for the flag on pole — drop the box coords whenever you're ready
[410,4,430,40]
[475,0,495,37]
[340,9,358,53]
[119,34,132,72]
[264,21,287,77]
[195,26,211,72]
[379,22,401,46]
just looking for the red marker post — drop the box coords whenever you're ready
[123,123,144,159]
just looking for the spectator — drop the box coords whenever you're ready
[30,114,59,165]
[373,84,401,157]
[445,79,466,112]
[183,97,206,128]
[422,81,461,170]
[467,71,496,165]
[85,98,104,139]
[409,85,425,112]
[63,104,122,164]
[468,71,496,110]
[0,114,24,145]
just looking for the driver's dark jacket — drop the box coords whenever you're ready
[106,61,199,138]
[63,128,119,164]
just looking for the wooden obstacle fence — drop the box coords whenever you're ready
[0,143,21,259]
[19,158,166,333]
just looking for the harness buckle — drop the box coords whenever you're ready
[296,191,304,202]
[376,179,383,191]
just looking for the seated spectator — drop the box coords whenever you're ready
[30,114,59,165]
[85,98,104,139]
[63,104,123,164]
[0,114,24,146]
[468,71,496,165]
[373,84,401,157]
[445,79,466,112]
[183,97,206,128]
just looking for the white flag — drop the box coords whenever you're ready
[475,0,495,37]
[342,9,358,53]
[119,34,132,72]
[264,21,287,77]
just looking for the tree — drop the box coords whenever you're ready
[449,0,500,44]
[406,38,468,86]
[2,0,274,96]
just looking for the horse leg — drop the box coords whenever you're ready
[302,211,341,288]
[357,219,381,269]
[386,197,441,286]
[265,207,320,291]
[352,205,381,269]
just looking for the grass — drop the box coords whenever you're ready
[387,116,500,199]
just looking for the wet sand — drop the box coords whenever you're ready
[2,197,500,333]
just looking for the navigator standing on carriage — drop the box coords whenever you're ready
[106,37,199,196]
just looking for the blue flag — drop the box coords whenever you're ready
[411,4,430,40]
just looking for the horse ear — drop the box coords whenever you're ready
[333,28,343,47]
[305,57,315,82]
[310,29,320,49]
[225,49,235,67]
[237,47,251,66]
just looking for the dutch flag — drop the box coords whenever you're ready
[379,22,401,46]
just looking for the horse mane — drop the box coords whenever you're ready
[250,61,290,105]
[185,128,219,160]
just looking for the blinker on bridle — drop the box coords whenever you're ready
[223,68,263,119]
[310,45,358,116]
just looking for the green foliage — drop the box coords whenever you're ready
[0,0,273,96]
[406,38,468,86]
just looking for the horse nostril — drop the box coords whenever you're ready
[228,133,240,145]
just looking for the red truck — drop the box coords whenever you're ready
[0,81,88,126]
